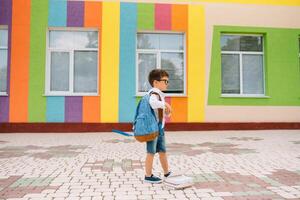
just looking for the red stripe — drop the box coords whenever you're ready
[155,4,171,30]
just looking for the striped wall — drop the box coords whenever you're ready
[0,0,299,124]
[0,0,204,123]
[119,3,196,123]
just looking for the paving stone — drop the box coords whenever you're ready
[0,130,299,200]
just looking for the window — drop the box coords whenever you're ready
[221,34,265,96]
[46,29,98,96]
[0,28,8,95]
[136,33,185,96]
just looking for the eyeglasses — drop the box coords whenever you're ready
[158,79,169,84]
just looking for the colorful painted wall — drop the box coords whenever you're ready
[0,0,299,124]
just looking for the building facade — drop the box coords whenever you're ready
[0,0,300,131]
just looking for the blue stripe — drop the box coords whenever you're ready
[119,3,137,122]
[46,0,66,122]
[48,0,67,26]
[46,97,65,122]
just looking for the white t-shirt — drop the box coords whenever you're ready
[148,87,166,128]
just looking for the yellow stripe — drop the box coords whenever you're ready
[88,0,300,7]
[100,2,120,122]
[187,5,205,122]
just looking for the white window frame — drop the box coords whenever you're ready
[136,31,186,97]
[45,27,99,96]
[221,33,266,98]
[0,26,8,96]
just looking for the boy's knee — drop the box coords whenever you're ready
[147,153,155,157]
[158,152,166,156]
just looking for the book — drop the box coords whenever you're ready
[164,175,194,190]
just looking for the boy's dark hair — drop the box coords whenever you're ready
[148,69,169,87]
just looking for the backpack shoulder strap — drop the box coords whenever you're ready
[149,91,163,122]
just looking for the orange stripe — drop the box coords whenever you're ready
[83,2,102,122]
[9,0,30,122]
[171,4,188,31]
[84,1,102,27]
[165,97,171,123]
[170,4,188,122]
[171,98,188,122]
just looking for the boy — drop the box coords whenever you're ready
[144,69,172,184]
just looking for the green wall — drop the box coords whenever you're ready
[137,3,154,30]
[28,0,48,121]
[208,26,300,106]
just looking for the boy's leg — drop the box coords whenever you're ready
[158,152,169,174]
[144,134,162,183]
[145,153,154,177]
[157,126,169,175]
[144,152,162,183]
[145,137,157,177]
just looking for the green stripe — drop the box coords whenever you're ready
[137,3,154,30]
[136,96,142,105]
[136,3,154,108]
[208,26,300,106]
[28,0,48,122]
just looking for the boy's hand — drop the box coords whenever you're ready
[165,102,172,117]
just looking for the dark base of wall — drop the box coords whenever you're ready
[0,122,300,133]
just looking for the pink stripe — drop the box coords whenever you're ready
[165,97,171,123]
[155,4,171,30]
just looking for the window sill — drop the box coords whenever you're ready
[136,93,187,97]
[0,93,8,96]
[221,94,270,98]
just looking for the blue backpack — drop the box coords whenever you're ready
[133,92,162,142]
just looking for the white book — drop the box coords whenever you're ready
[164,175,194,190]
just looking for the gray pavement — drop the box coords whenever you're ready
[0,130,300,200]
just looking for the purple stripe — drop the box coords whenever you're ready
[67,1,84,27]
[0,0,11,25]
[0,97,9,122]
[65,1,83,122]
[0,0,12,122]
[65,97,82,122]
